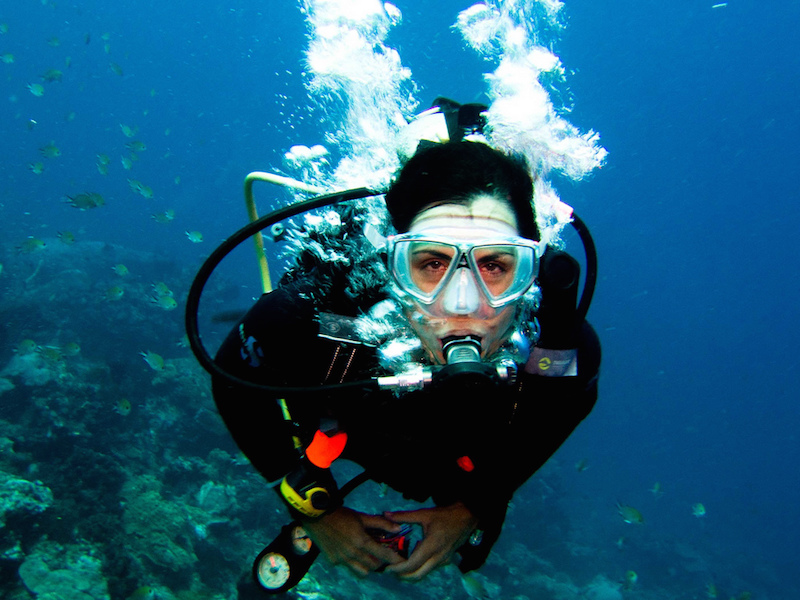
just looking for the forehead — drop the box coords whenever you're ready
[409,195,519,238]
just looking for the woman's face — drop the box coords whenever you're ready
[401,195,523,365]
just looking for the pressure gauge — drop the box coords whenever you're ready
[291,525,313,555]
[256,551,291,590]
[252,522,320,594]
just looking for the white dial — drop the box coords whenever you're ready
[256,552,290,589]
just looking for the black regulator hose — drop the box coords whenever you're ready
[185,186,598,393]
[185,186,383,393]
[570,213,597,324]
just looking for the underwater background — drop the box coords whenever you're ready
[1,1,798,599]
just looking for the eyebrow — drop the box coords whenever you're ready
[410,248,452,259]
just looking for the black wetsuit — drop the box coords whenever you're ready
[212,279,600,571]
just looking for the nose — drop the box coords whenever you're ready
[442,267,481,315]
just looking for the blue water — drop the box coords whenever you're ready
[1,1,798,599]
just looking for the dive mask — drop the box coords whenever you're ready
[388,233,541,313]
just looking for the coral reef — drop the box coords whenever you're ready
[18,541,109,600]
[0,471,53,530]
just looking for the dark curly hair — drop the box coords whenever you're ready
[384,141,539,241]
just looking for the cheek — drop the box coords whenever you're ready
[408,320,444,363]
[482,307,517,345]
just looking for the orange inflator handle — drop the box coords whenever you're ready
[305,429,348,469]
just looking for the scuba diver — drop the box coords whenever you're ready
[198,99,601,592]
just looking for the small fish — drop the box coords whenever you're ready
[105,286,124,301]
[575,458,589,472]
[17,238,46,254]
[109,62,124,76]
[62,342,81,357]
[649,482,664,498]
[461,572,491,599]
[127,179,153,198]
[127,585,156,600]
[97,153,111,165]
[0,23,9,34]
[115,398,132,417]
[691,502,706,518]
[57,231,75,245]
[151,295,178,311]
[39,142,61,158]
[47,36,61,47]
[120,123,138,138]
[151,282,173,297]
[16,339,39,355]
[112,264,129,276]
[185,231,203,243]
[705,582,718,598]
[617,503,644,525]
[66,192,105,210]
[97,163,109,175]
[121,156,133,170]
[624,570,638,588]
[29,162,45,174]
[711,3,728,8]
[151,209,175,223]
[174,175,181,185]
[126,140,146,152]
[28,83,45,97]
[39,346,64,363]
[65,110,76,122]
[615,536,625,550]
[140,351,165,371]
[41,69,63,82]
[100,32,111,42]
[1,53,14,64]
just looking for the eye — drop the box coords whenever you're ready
[479,261,507,274]
[419,258,448,272]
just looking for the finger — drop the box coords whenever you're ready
[384,539,434,575]
[396,558,438,582]
[383,510,426,525]
[365,538,407,566]
[344,560,370,578]
[343,545,387,576]
[391,551,444,582]
[361,513,404,533]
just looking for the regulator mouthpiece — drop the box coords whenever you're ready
[442,335,482,364]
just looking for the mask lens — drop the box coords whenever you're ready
[470,244,536,304]
[391,239,458,301]
[408,241,457,294]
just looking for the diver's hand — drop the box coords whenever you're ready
[300,507,405,577]
[383,502,478,582]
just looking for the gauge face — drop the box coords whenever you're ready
[256,552,290,590]
[291,525,313,555]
